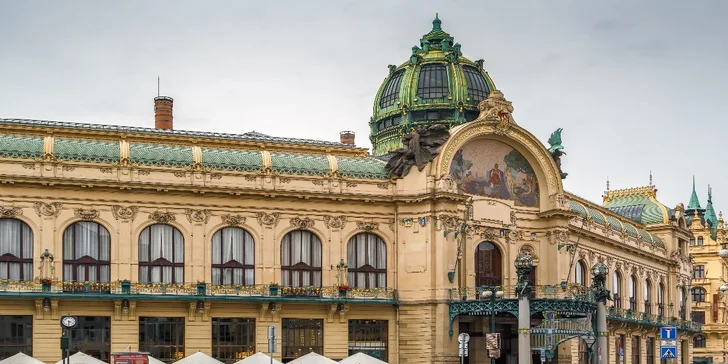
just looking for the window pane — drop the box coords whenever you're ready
[281,231,322,288]
[63,222,111,283]
[347,233,387,289]
[211,227,255,286]
[379,70,404,108]
[0,219,34,281]
[138,225,184,284]
[463,65,490,102]
[69,316,111,362]
[212,318,255,363]
[139,317,185,363]
[282,319,323,362]
[348,320,388,361]
[416,64,449,99]
[0,316,33,360]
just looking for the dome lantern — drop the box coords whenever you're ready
[370,15,497,156]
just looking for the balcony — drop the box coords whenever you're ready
[0,279,398,305]
[607,305,702,333]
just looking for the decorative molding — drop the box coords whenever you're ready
[221,214,246,226]
[210,173,222,180]
[437,215,460,231]
[388,218,396,231]
[312,180,324,186]
[74,208,100,221]
[137,169,151,176]
[290,217,315,229]
[22,163,35,170]
[346,182,357,188]
[323,215,347,230]
[256,212,280,227]
[244,175,257,182]
[62,165,75,171]
[185,209,211,224]
[377,183,388,189]
[33,202,63,217]
[280,177,292,184]
[100,167,113,173]
[0,206,23,218]
[546,230,569,245]
[356,221,379,232]
[149,211,176,224]
[173,171,187,178]
[111,205,139,221]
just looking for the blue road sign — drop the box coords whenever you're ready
[660,327,677,340]
[660,347,677,359]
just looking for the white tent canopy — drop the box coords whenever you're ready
[0,353,45,364]
[234,352,282,364]
[173,352,223,364]
[54,352,106,364]
[146,356,165,364]
[287,353,337,364]
[338,353,387,364]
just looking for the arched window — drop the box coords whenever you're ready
[475,242,502,287]
[63,222,111,282]
[417,64,449,99]
[347,233,386,289]
[629,276,638,311]
[138,224,184,284]
[574,260,586,285]
[462,65,490,102]
[658,283,665,315]
[281,230,322,287]
[689,237,695,246]
[691,287,706,302]
[612,272,622,308]
[211,227,254,286]
[0,218,33,281]
[644,280,652,314]
[379,70,404,108]
[697,236,704,246]
[693,335,706,348]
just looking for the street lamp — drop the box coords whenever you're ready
[481,286,504,364]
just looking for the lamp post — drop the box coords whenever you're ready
[481,286,504,364]
[590,263,610,364]
[514,253,533,364]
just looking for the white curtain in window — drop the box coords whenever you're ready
[629,277,636,299]
[0,218,33,280]
[211,227,255,285]
[347,233,387,289]
[281,230,321,287]
[575,261,584,285]
[658,284,664,304]
[63,222,111,282]
[138,224,184,284]
[612,273,620,294]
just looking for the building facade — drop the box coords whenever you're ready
[686,181,728,364]
[0,16,701,364]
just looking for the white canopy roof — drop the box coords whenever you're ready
[234,353,282,364]
[338,353,388,364]
[173,352,223,364]
[287,353,337,364]
[54,352,106,364]
[147,356,165,364]
[0,353,45,364]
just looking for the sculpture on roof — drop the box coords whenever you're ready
[385,124,450,179]
[547,128,568,179]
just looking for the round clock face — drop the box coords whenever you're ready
[61,316,77,328]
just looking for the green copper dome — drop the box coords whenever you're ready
[370,15,497,156]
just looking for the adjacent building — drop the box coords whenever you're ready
[0,16,701,364]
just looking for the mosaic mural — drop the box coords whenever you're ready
[449,139,540,207]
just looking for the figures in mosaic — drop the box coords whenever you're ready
[449,139,539,207]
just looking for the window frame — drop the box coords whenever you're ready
[68,316,111,362]
[348,319,388,361]
[0,218,34,281]
[692,287,706,303]
[138,224,184,284]
[139,317,185,363]
[211,227,255,286]
[462,65,490,102]
[613,271,623,309]
[282,318,323,361]
[378,70,405,108]
[0,315,33,360]
[693,335,706,348]
[416,64,450,99]
[63,221,111,283]
[693,265,705,279]
[347,233,387,289]
[211,318,256,363]
[281,230,322,288]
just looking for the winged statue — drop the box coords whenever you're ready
[385,124,450,179]
[547,128,568,179]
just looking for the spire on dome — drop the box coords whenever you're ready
[706,185,718,236]
[433,13,442,30]
[688,176,702,210]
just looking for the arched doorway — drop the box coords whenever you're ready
[475,242,502,287]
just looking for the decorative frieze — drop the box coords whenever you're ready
[323,215,347,230]
[74,208,100,221]
[185,209,211,224]
[111,205,139,221]
[0,206,23,218]
[356,221,379,232]
[290,217,315,229]
[256,212,280,227]
[149,211,176,224]
[33,202,63,217]
[221,214,246,226]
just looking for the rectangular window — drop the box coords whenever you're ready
[632,336,641,364]
[348,320,388,361]
[646,337,654,364]
[616,334,625,364]
[693,265,705,279]
[282,319,323,363]
[69,316,111,362]
[212,318,255,363]
[693,311,706,324]
[139,317,185,363]
[0,315,32,360]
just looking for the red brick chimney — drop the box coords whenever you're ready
[154,96,174,130]
[340,131,355,145]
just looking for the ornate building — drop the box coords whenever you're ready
[0,16,700,364]
[686,180,728,364]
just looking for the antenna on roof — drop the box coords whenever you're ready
[606,176,610,192]
[649,170,653,186]
[157,76,160,97]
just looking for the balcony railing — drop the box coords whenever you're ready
[0,279,397,302]
[607,305,702,333]
[451,284,592,301]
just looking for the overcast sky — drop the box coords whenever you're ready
[1,1,727,211]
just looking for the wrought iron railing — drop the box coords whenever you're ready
[0,279,397,301]
[607,305,702,332]
[451,284,592,301]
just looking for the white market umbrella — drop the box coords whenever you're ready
[234,352,282,364]
[339,353,387,364]
[0,353,45,364]
[287,353,337,364]
[55,353,105,364]
[147,357,165,364]
[173,352,223,364]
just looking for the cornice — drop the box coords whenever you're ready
[568,222,672,266]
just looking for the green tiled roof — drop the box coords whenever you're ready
[336,157,388,180]
[129,143,193,168]
[54,138,119,163]
[0,134,44,159]
[201,147,262,172]
[688,176,701,210]
[602,188,670,225]
[568,195,665,248]
[270,152,330,176]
